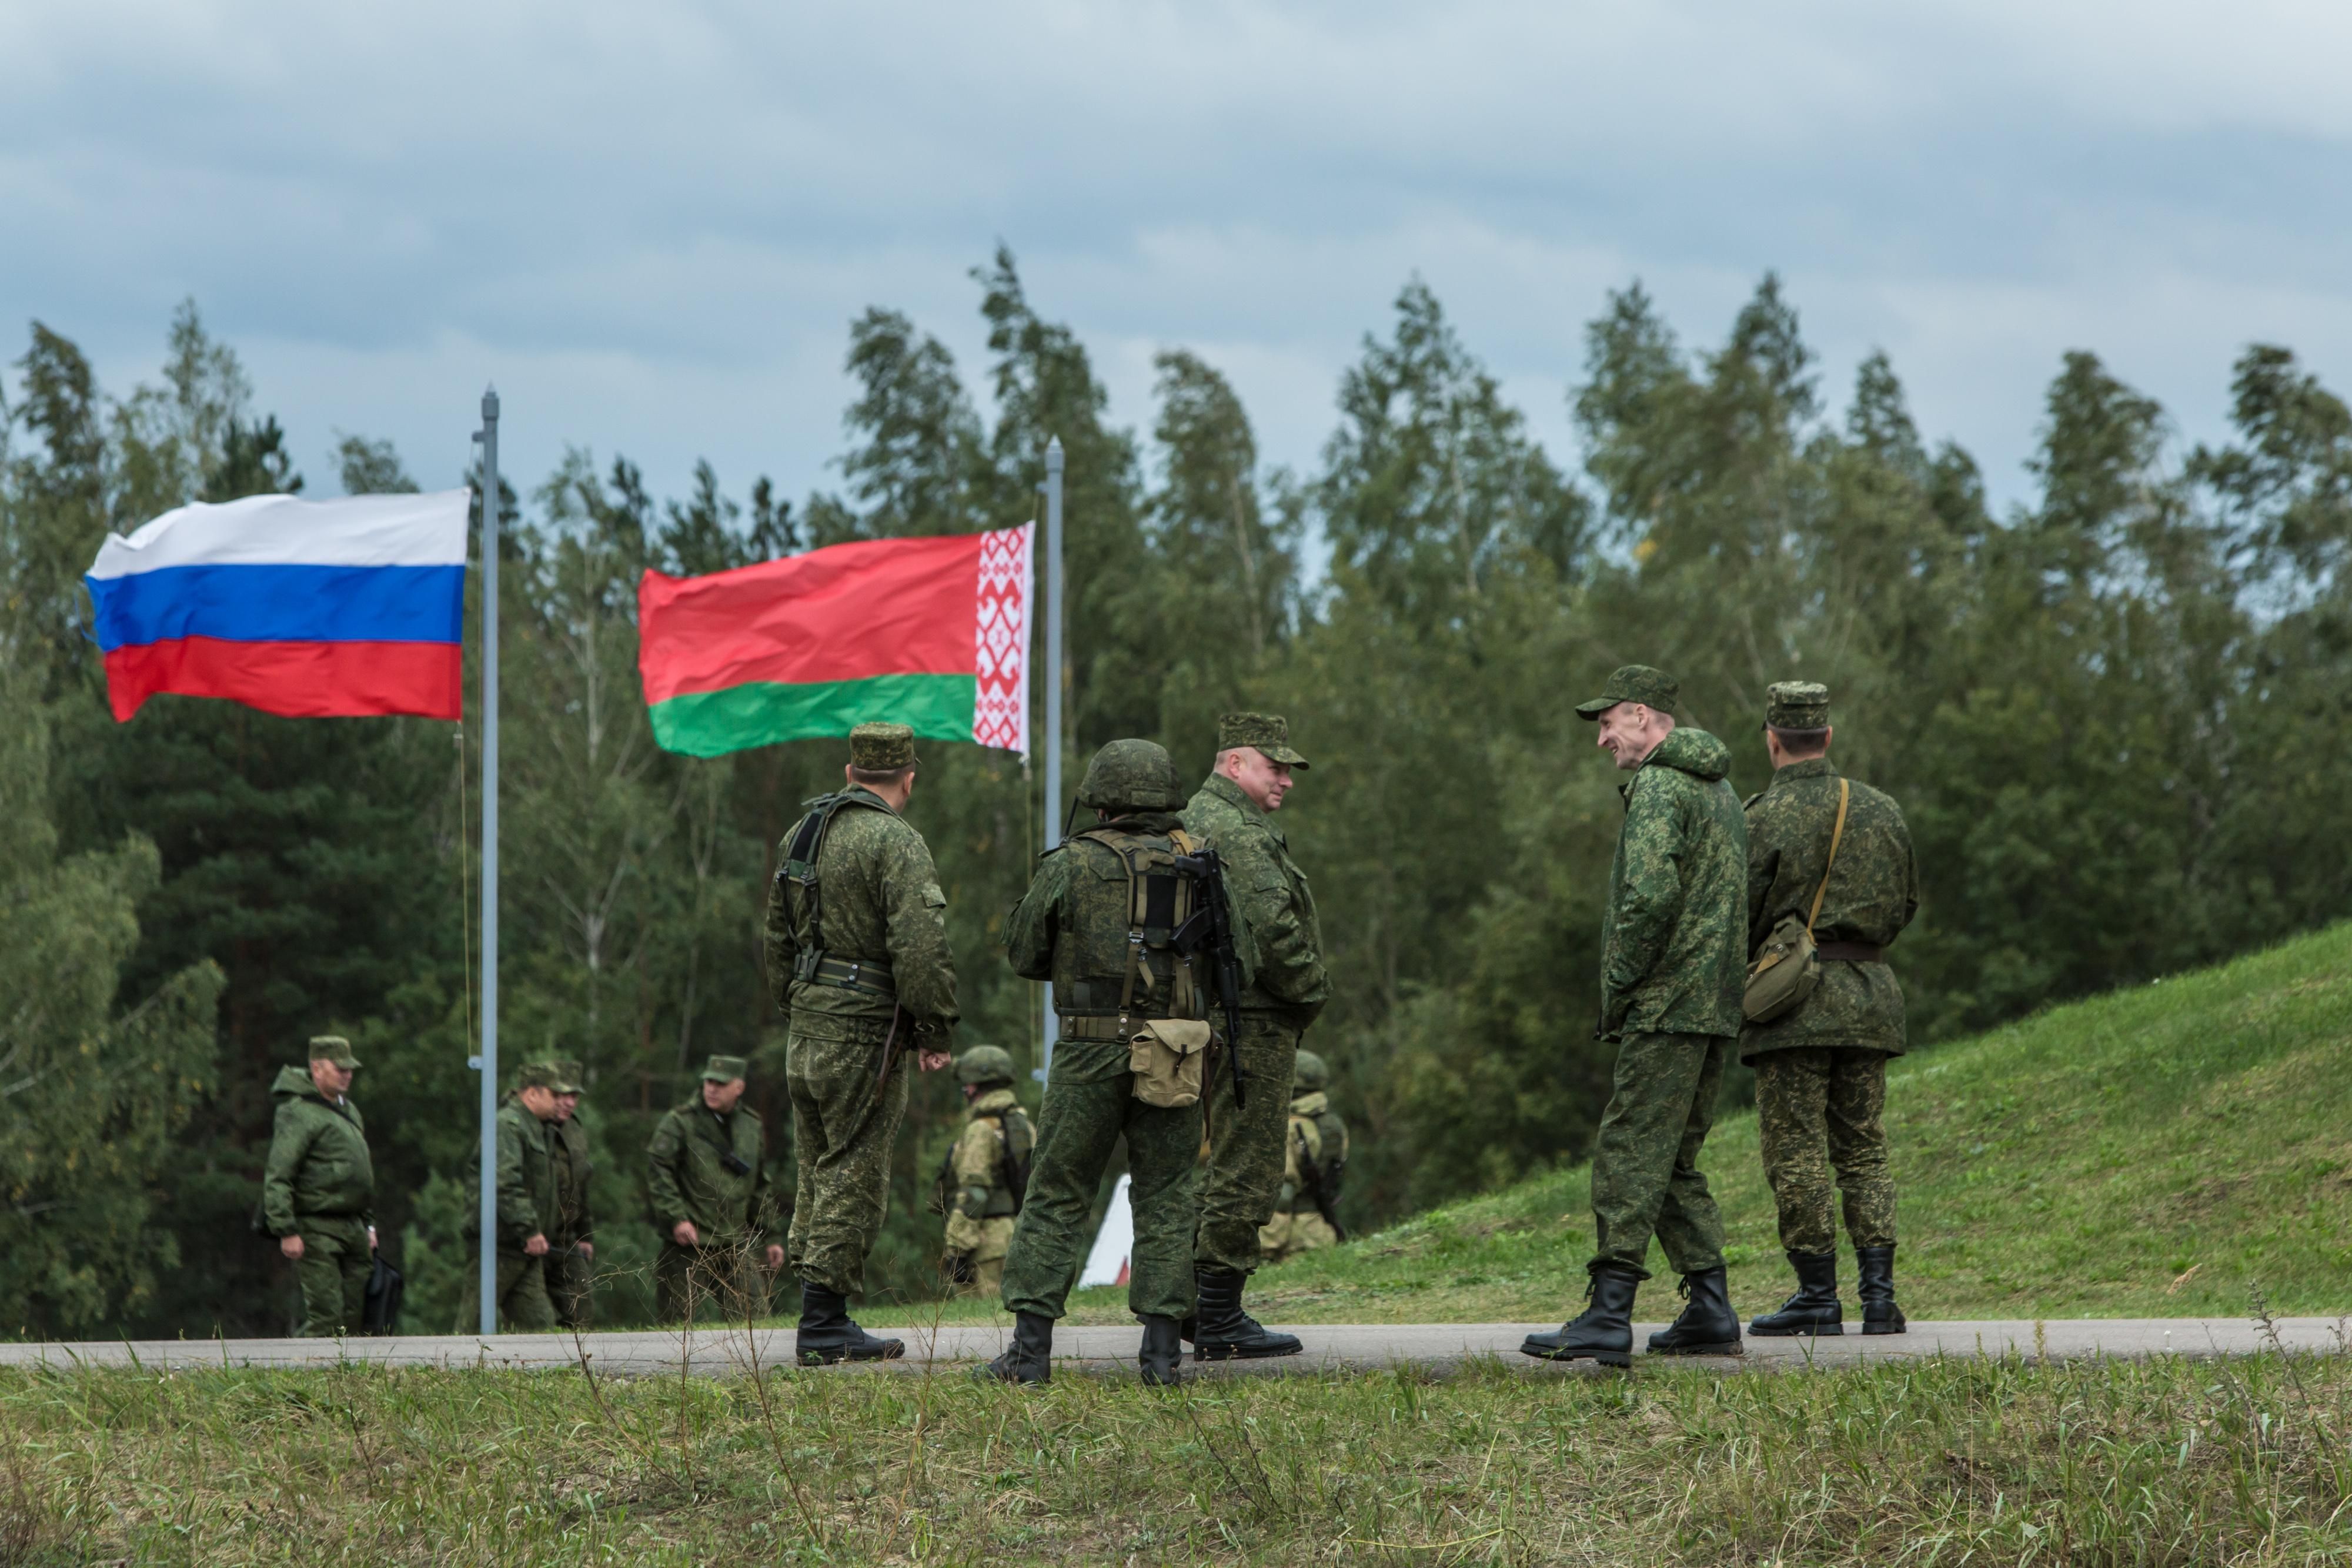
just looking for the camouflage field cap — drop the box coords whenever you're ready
[516,1060,562,1090]
[956,1045,1017,1086]
[308,1035,362,1069]
[1575,663,1679,720]
[1293,1049,1329,1092]
[850,721,917,771]
[1077,738,1187,812]
[700,1054,749,1084]
[1218,712,1309,768]
[553,1058,587,1095]
[1765,680,1830,732]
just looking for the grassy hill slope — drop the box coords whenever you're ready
[889,920,2352,1326]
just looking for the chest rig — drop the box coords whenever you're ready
[1054,825,1208,1039]
[777,792,898,999]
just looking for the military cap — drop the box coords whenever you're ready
[515,1059,563,1090]
[1077,738,1187,812]
[1575,663,1679,720]
[849,721,917,771]
[956,1045,1017,1086]
[1217,712,1309,768]
[1765,681,1830,732]
[308,1035,362,1068]
[1293,1049,1329,1092]
[553,1058,587,1095]
[700,1053,749,1084]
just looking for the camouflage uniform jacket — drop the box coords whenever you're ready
[494,1099,557,1248]
[946,1088,1028,1223]
[646,1099,773,1243]
[762,785,959,1046]
[262,1065,374,1235]
[1598,726,1748,1041]
[1740,757,1918,1061]
[1006,810,1258,1009]
[1274,1090,1348,1215]
[549,1114,594,1248]
[1181,773,1327,1027]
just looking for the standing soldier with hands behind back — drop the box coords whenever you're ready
[479,1061,563,1331]
[262,1035,376,1338]
[1741,682,1919,1337]
[547,1059,596,1328]
[647,1055,781,1322]
[764,721,960,1365]
[1180,713,1324,1360]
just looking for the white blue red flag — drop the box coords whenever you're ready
[85,490,470,722]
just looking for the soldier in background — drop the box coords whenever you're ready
[262,1035,377,1338]
[1742,682,1919,1336]
[547,1058,596,1329]
[1180,712,1323,1360]
[936,1045,1033,1298]
[646,1054,782,1323]
[480,1060,561,1331]
[763,721,959,1365]
[1258,1049,1348,1265]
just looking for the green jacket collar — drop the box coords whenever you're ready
[1772,757,1840,785]
[840,784,901,816]
[1199,772,1265,821]
[1289,1089,1329,1116]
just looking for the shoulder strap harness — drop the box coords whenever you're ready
[1071,825,1206,1028]
[1804,778,1852,940]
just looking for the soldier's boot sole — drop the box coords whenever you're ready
[797,1336,906,1366]
[1518,1336,1632,1368]
[1645,1338,1744,1356]
[976,1352,1049,1385]
[1192,1332,1304,1362]
[1747,1319,1845,1337]
[1862,1312,1907,1336]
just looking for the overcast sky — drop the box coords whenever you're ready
[7,1,2350,523]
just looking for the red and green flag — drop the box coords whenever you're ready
[636,525,1032,758]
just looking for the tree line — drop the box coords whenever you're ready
[3,249,2347,1336]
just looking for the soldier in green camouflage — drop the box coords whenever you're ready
[1525,665,1749,1366]
[262,1036,377,1338]
[1258,1049,1348,1264]
[984,739,1258,1388]
[547,1059,596,1329]
[936,1045,1032,1298]
[1179,711,1321,1359]
[472,1061,560,1331]
[1742,681,1919,1337]
[646,1054,783,1323]
[762,721,959,1364]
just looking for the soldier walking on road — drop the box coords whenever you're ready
[1178,713,1323,1360]
[547,1058,596,1329]
[763,720,959,1364]
[1259,1049,1348,1265]
[1741,683,1919,1336]
[936,1046,1033,1298]
[984,740,1258,1387]
[1525,666,1749,1367]
[476,1061,563,1331]
[262,1036,377,1338]
[647,1055,783,1323]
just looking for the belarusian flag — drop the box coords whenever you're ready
[636,525,1032,758]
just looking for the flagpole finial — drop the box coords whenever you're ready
[1045,436,1063,472]
[482,385,500,419]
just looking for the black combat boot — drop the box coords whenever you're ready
[1137,1315,1186,1387]
[1645,1265,1743,1356]
[1856,1245,1906,1335]
[978,1310,1053,1384]
[794,1282,907,1365]
[1519,1265,1639,1366]
[1191,1268,1303,1360]
[1748,1250,1843,1336]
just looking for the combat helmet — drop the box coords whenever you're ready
[956,1045,1018,1087]
[1075,738,1185,814]
[1293,1049,1329,1092]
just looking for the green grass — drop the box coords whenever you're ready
[879,921,2352,1329]
[7,1345,2351,1564]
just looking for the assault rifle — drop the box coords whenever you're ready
[1171,845,1248,1110]
[1296,1145,1348,1243]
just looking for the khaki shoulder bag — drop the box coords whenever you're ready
[1742,777,1850,1025]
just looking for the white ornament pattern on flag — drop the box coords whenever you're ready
[971,523,1032,754]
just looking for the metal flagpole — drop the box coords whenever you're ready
[1039,436,1064,1085]
[473,387,501,1336]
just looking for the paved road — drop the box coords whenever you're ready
[2,1318,2341,1379]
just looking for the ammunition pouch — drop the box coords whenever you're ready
[1127,1018,1212,1108]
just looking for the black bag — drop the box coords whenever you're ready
[362,1255,404,1335]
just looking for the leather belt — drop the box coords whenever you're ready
[1815,941,1885,964]
[808,955,896,997]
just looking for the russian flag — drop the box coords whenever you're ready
[85,490,470,723]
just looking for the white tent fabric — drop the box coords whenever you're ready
[1075,1174,1134,1287]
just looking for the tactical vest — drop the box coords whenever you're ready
[1051,825,1210,1039]
[933,1106,1035,1218]
[776,791,900,1001]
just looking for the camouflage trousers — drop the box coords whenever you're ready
[1194,1014,1300,1276]
[656,1240,770,1323]
[1001,1037,1202,1322]
[944,1213,1013,1298]
[1755,1047,1896,1254]
[1587,1030,1729,1279]
[459,1247,556,1331]
[1258,1209,1339,1265]
[290,1215,372,1338]
[786,1025,913,1298]
[550,1241,594,1330]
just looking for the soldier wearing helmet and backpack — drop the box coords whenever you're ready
[936,1045,1034,1296]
